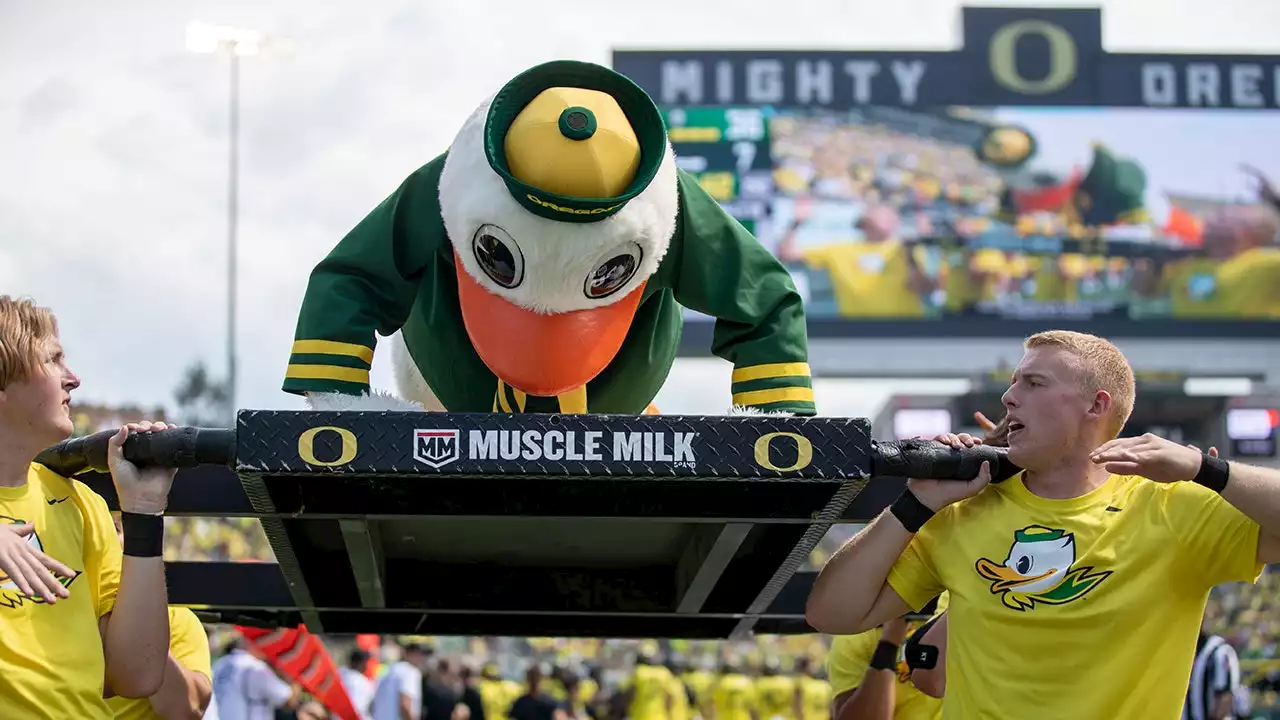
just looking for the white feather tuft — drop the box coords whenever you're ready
[389,332,448,411]
[304,390,427,413]
[727,405,795,417]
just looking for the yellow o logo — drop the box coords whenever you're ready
[988,20,1078,95]
[754,432,814,473]
[298,426,358,467]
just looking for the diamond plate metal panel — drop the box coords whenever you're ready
[235,411,872,481]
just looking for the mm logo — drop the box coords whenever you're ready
[414,429,460,469]
[754,432,814,473]
[298,426,359,467]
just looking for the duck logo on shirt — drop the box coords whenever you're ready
[0,516,81,609]
[974,525,1111,611]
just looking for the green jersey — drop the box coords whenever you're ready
[283,154,815,415]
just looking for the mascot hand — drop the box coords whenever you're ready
[305,390,427,413]
[728,405,794,418]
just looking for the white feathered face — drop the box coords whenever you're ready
[436,96,680,398]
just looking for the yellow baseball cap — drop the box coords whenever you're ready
[484,60,666,223]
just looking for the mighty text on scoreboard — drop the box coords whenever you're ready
[612,7,1280,110]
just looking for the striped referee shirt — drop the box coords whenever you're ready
[1184,633,1242,720]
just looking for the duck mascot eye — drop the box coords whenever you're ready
[283,60,815,418]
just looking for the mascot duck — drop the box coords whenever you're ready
[282,60,815,418]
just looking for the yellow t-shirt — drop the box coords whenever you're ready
[479,679,510,720]
[682,669,715,717]
[886,472,1262,720]
[107,607,212,719]
[0,463,122,719]
[576,676,599,715]
[944,249,1010,310]
[802,241,929,318]
[711,673,757,720]
[621,664,677,720]
[826,608,944,720]
[667,674,691,720]
[754,675,798,720]
[797,676,831,720]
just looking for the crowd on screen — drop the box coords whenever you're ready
[761,114,1280,322]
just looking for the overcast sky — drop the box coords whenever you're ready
[2,0,1277,421]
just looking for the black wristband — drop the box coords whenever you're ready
[869,641,899,671]
[890,489,936,533]
[122,512,165,558]
[1193,454,1230,494]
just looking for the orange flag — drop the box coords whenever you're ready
[1164,205,1204,246]
[237,625,360,720]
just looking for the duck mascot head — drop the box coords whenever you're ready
[283,60,815,417]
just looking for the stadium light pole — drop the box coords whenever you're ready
[185,22,293,421]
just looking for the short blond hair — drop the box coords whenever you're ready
[1025,330,1135,437]
[0,296,59,390]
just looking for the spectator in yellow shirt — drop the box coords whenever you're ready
[792,657,831,720]
[798,205,937,318]
[106,512,213,720]
[754,660,797,720]
[825,598,947,720]
[616,649,675,720]
[710,660,757,720]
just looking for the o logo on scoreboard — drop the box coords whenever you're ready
[298,426,359,467]
[754,432,814,473]
[988,19,1078,96]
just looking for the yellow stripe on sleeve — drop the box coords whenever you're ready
[732,362,812,384]
[290,339,375,365]
[731,387,815,407]
[284,364,370,385]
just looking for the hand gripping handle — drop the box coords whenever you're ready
[871,438,1020,483]
[34,427,235,476]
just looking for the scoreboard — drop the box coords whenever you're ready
[662,106,774,229]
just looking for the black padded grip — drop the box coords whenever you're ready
[34,427,235,476]
[871,438,1021,483]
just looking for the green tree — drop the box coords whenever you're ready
[173,360,231,427]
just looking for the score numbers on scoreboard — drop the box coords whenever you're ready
[663,106,775,215]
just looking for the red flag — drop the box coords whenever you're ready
[1010,169,1083,214]
[237,625,360,720]
[356,634,382,680]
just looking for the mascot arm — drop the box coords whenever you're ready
[283,157,445,398]
[670,169,816,417]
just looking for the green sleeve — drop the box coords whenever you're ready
[283,154,447,396]
[671,170,815,415]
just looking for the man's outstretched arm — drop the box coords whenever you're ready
[1091,435,1280,561]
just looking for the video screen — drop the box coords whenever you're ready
[668,105,1280,327]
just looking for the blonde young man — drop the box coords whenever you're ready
[0,295,177,718]
[106,512,213,720]
[807,330,1280,719]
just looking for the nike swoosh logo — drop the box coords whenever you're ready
[47,497,69,505]
[1105,506,1122,512]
